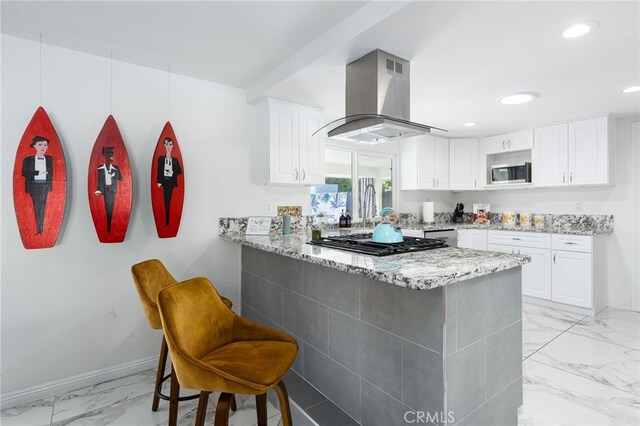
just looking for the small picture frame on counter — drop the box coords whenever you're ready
[246,216,272,235]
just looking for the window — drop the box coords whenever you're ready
[310,149,352,221]
[310,147,395,222]
[357,154,393,219]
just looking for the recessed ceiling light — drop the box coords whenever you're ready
[464,122,478,127]
[562,21,598,39]
[497,93,538,105]
[622,86,640,93]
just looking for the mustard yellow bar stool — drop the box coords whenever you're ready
[157,276,298,426]
[131,259,236,425]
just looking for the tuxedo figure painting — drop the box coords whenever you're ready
[151,122,185,238]
[95,146,122,234]
[23,136,53,235]
[13,107,67,249]
[87,115,132,243]
[156,138,182,226]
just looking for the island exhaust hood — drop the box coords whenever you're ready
[313,49,446,144]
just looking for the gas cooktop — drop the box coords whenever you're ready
[307,233,448,256]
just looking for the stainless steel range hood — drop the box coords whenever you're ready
[314,49,446,144]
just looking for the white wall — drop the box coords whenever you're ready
[457,117,640,310]
[0,35,310,396]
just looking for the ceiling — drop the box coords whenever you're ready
[1,1,367,88]
[3,1,639,137]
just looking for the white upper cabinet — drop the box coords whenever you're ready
[433,136,450,189]
[400,135,449,190]
[533,123,569,186]
[255,98,325,185]
[298,107,325,185]
[533,116,612,187]
[450,138,479,190]
[483,129,533,154]
[568,116,610,185]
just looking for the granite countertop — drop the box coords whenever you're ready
[220,231,530,291]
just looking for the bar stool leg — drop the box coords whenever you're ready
[214,393,233,426]
[195,391,211,426]
[168,365,180,426]
[152,336,169,412]
[231,394,237,411]
[256,393,267,426]
[274,381,292,426]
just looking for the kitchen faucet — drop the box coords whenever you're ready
[362,183,376,229]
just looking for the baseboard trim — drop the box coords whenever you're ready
[608,300,635,312]
[0,355,159,410]
[522,296,597,316]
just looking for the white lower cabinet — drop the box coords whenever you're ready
[484,230,603,313]
[458,229,487,250]
[488,243,552,300]
[551,250,593,308]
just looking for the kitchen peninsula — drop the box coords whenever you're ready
[220,217,530,426]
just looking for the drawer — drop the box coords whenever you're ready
[552,234,592,253]
[488,230,551,249]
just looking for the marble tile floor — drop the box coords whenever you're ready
[2,303,638,426]
[519,304,640,426]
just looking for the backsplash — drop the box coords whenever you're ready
[219,216,311,236]
[396,212,613,232]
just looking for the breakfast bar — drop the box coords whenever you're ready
[220,219,530,426]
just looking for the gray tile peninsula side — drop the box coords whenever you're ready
[238,245,525,425]
[219,231,530,290]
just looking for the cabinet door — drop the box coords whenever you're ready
[489,244,552,300]
[269,101,300,184]
[568,116,609,185]
[520,246,552,300]
[483,134,507,154]
[433,136,450,189]
[507,129,534,152]
[450,139,479,190]
[552,250,593,308]
[533,123,568,186]
[467,229,487,250]
[458,230,469,248]
[417,135,436,189]
[299,107,325,185]
[400,137,419,190]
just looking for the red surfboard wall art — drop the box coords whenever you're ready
[151,121,185,238]
[12,107,67,249]
[88,115,133,243]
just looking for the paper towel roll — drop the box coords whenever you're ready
[423,202,435,224]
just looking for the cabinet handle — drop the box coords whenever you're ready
[436,178,439,187]
[564,241,578,245]
[511,249,515,254]
[518,249,521,254]
[512,237,522,240]
[508,139,511,149]
[294,168,299,181]
[502,140,506,150]
[474,178,477,188]
[570,172,573,182]
[301,168,306,181]
[563,173,566,183]
[553,253,556,264]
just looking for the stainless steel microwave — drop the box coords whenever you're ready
[491,162,532,184]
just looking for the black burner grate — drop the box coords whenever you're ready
[308,233,448,256]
